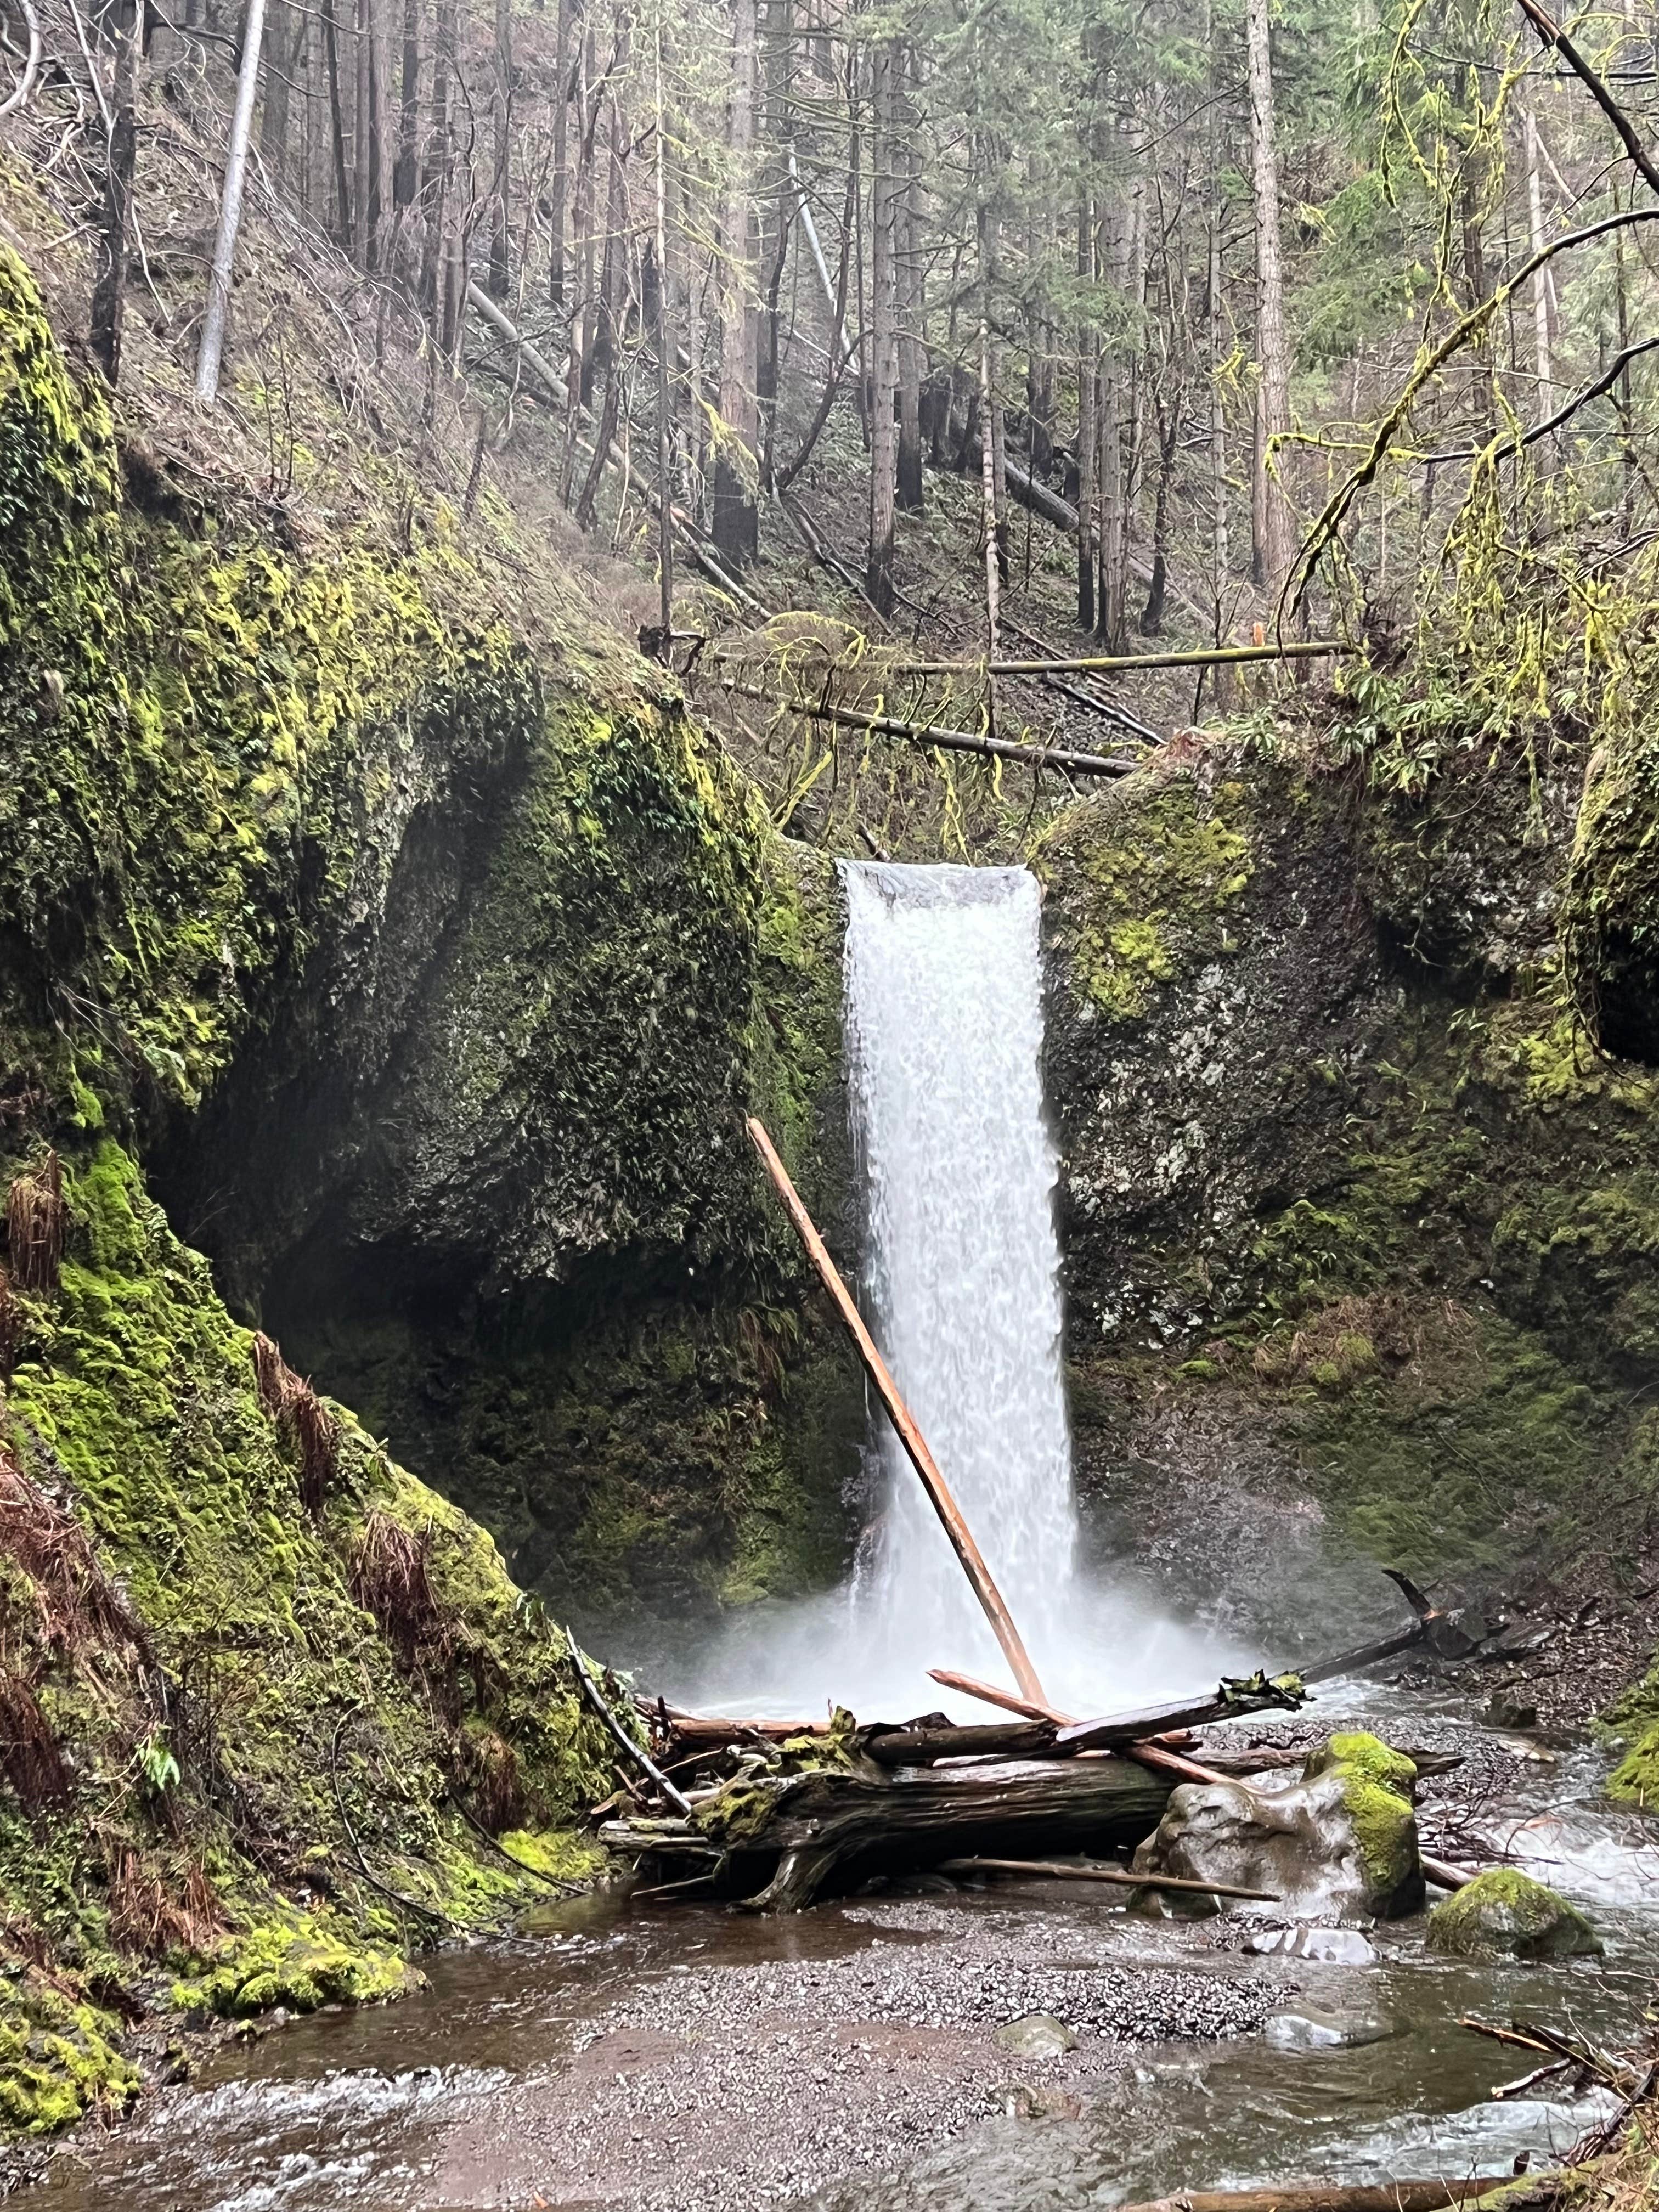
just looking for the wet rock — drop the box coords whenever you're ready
[994,2013,1077,2058]
[1244,1925,1376,1962]
[1131,1731,1423,1921]
[1426,1870,1602,1960]
[1483,1692,1539,1731]
[1262,2006,1393,2051]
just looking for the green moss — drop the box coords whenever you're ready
[0,240,540,1115]
[172,1910,415,2017]
[1304,1732,1419,1898]
[494,1829,607,1884]
[0,1133,622,2103]
[1035,777,1255,1022]
[1602,1655,1659,1807]
[1426,1868,1601,1959]
[0,1972,138,2134]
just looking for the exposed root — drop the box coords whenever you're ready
[250,1330,288,1421]
[249,1332,341,1519]
[0,1668,71,1810]
[349,1511,450,1671]
[104,1842,221,1958]
[0,1443,148,1660]
[5,1151,64,1294]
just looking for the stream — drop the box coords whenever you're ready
[33,1687,1659,2212]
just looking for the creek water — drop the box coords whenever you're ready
[32,1698,1659,2211]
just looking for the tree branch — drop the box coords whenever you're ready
[1515,0,1659,199]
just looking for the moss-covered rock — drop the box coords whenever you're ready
[172,1911,417,2018]
[1602,1657,1659,1808]
[1042,739,1659,1652]
[1302,1733,1421,1913]
[1426,1869,1601,1959]
[0,1972,138,2135]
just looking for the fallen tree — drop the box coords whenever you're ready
[601,1753,1174,1911]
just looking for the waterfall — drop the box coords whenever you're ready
[682,860,1242,1722]
[840,861,1078,1689]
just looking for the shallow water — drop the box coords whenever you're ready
[34,1701,1659,2212]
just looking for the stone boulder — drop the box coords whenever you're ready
[1426,1871,1601,1960]
[1131,1730,1423,1920]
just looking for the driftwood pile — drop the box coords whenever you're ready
[587,1620,1468,1911]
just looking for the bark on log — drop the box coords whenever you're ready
[1056,1686,1306,1753]
[864,1719,1058,1765]
[603,1756,1173,1912]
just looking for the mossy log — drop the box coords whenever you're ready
[601,1756,1174,1911]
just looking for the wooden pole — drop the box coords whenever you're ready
[745,1116,1048,1708]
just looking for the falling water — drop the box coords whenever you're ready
[840,861,1079,1687]
[683,860,1242,1722]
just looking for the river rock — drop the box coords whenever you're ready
[1262,2006,1394,2050]
[1131,1731,1423,1920]
[1245,1925,1376,1962]
[1426,1870,1602,1960]
[995,2013,1077,2058]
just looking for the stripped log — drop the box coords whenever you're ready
[603,1756,1174,1913]
[940,1856,1279,1902]
[747,1119,1048,1707]
[1114,2182,1539,2212]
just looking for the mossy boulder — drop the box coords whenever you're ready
[1426,1870,1601,1960]
[1131,1730,1421,1920]
[1302,1733,1422,1914]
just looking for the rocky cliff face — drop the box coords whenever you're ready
[0,236,861,2125]
[1037,737,1659,1654]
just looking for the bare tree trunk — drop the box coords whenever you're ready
[756,0,793,491]
[550,0,572,303]
[979,310,1001,732]
[1523,101,1553,413]
[195,0,270,403]
[260,0,299,187]
[488,0,512,296]
[1206,10,1229,658]
[394,0,420,211]
[895,40,923,510]
[1076,187,1097,631]
[323,0,353,246]
[866,38,899,615]
[353,0,374,266]
[89,0,140,384]
[1246,0,1294,591]
[712,0,760,568]
[652,24,674,635]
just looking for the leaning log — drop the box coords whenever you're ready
[602,1756,1174,1912]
